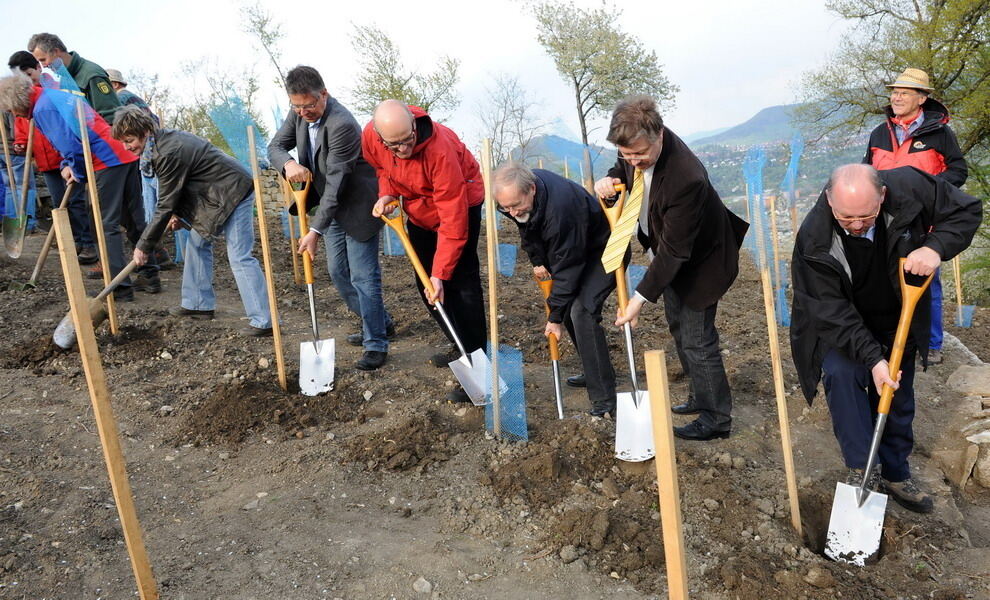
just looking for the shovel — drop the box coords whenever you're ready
[600,185,654,463]
[1,119,34,259]
[289,180,335,396]
[53,260,138,349]
[380,199,493,406]
[825,258,934,566]
[12,182,77,290]
[535,275,565,419]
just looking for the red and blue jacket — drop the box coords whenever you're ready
[29,85,137,181]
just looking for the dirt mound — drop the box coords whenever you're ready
[344,412,456,472]
[0,335,66,371]
[179,379,317,445]
[552,505,665,583]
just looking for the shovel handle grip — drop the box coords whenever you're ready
[877,258,935,415]
[380,200,436,296]
[599,186,630,309]
[290,182,316,285]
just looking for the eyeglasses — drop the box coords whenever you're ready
[617,134,662,162]
[830,206,881,225]
[379,128,416,150]
[290,99,320,112]
[890,90,920,99]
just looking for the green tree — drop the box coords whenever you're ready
[798,0,990,299]
[531,1,678,163]
[240,1,287,91]
[348,24,460,118]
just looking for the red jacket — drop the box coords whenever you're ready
[15,115,63,172]
[361,106,483,280]
[864,97,967,187]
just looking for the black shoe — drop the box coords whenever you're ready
[77,246,98,265]
[446,388,473,404]
[671,402,700,415]
[113,287,135,302]
[355,351,387,371]
[348,323,397,347]
[133,273,161,294]
[673,419,730,441]
[431,347,460,368]
[169,306,215,320]
[87,264,104,279]
[240,325,273,337]
[566,374,586,388]
[588,404,615,418]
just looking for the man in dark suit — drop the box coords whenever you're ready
[596,94,748,441]
[268,65,392,371]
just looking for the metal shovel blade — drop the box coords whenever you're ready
[299,339,335,396]
[824,482,887,566]
[450,348,497,406]
[3,214,27,259]
[615,390,655,462]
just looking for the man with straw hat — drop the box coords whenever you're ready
[864,68,967,365]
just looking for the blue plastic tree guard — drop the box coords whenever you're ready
[485,345,528,442]
[498,243,517,277]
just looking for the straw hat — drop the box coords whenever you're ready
[886,68,933,92]
[106,68,126,86]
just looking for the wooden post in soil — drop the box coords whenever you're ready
[247,126,287,391]
[952,255,964,324]
[644,350,689,599]
[582,146,594,194]
[52,208,158,600]
[481,139,501,435]
[76,100,118,334]
[281,177,303,285]
[754,192,802,536]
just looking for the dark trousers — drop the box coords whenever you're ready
[822,347,916,482]
[562,262,617,409]
[42,169,93,247]
[406,204,486,353]
[663,287,733,429]
[94,162,158,287]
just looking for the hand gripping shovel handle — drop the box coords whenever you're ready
[29,182,77,284]
[858,258,934,504]
[380,199,470,359]
[536,275,564,419]
[289,180,323,347]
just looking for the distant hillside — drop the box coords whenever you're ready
[681,125,732,144]
[522,134,611,176]
[691,104,800,147]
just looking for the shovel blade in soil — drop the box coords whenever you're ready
[299,339,335,396]
[825,481,887,566]
[615,391,655,462]
[3,214,27,259]
[451,349,493,406]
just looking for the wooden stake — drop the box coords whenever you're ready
[0,115,18,202]
[481,139,501,435]
[768,194,785,301]
[582,146,594,194]
[247,126,287,391]
[282,178,303,285]
[754,193,802,536]
[644,350,689,600]
[76,100,118,334]
[52,208,158,600]
[952,255,964,324]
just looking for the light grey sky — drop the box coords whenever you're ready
[1,0,848,146]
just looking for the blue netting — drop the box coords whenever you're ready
[742,146,768,264]
[627,264,647,291]
[485,344,528,441]
[955,304,976,328]
[383,225,405,256]
[780,134,803,215]
[498,243,517,277]
[207,97,268,169]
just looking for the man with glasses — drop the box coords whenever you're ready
[269,66,391,371]
[864,68,968,366]
[364,100,485,403]
[494,163,617,416]
[790,164,980,513]
[593,95,748,441]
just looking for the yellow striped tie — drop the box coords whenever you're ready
[601,168,644,273]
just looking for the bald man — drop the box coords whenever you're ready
[791,164,981,513]
[363,100,485,403]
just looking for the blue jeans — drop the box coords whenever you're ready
[1,154,37,230]
[181,196,271,328]
[42,170,92,247]
[929,268,943,351]
[822,347,916,482]
[141,175,158,224]
[323,221,390,352]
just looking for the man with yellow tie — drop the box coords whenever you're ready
[595,95,748,441]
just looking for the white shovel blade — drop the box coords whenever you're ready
[824,482,887,566]
[449,348,508,406]
[615,391,655,462]
[299,338,335,396]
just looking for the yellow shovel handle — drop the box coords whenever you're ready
[534,275,560,360]
[380,199,437,297]
[289,180,315,285]
[877,257,935,414]
[599,183,630,311]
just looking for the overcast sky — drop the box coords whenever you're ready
[1,0,848,147]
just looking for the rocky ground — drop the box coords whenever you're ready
[0,218,988,600]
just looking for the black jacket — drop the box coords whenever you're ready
[267,96,381,242]
[607,127,748,309]
[137,129,254,253]
[863,97,967,187]
[790,166,982,403]
[509,169,611,323]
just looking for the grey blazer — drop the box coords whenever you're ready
[267,97,381,242]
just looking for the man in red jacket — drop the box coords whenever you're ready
[364,100,486,403]
[863,68,968,365]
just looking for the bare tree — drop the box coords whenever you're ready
[477,74,546,166]
[240,1,287,91]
